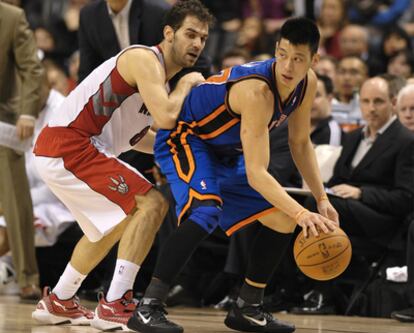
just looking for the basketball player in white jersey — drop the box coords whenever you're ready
[31,1,213,331]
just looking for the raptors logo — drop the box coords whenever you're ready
[108,175,129,194]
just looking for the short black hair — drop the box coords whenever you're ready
[164,0,214,31]
[316,74,334,95]
[279,17,320,55]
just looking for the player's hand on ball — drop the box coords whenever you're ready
[180,72,205,87]
[296,210,337,239]
[317,199,339,227]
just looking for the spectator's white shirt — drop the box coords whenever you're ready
[107,0,132,50]
[0,89,74,246]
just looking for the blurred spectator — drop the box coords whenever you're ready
[348,0,410,28]
[316,0,347,59]
[78,0,171,81]
[0,1,43,300]
[370,25,413,76]
[252,53,273,61]
[397,84,414,132]
[339,24,369,60]
[202,0,241,67]
[387,49,414,79]
[400,0,414,37]
[34,25,56,59]
[311,74,342,146]
[236,17,267,56]
[0,75,74,254]
[241,0,291,34]
[67,50,80,92]
[43,60,70,97]
[379,73,407,114]
[24,0,89,65]
[294,76,414,315]
[313,54,338,87]
[332,56,368,129]
[391,219,414,322]
[220,48,251,70]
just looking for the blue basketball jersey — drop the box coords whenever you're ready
[161,58,308,157]
[154,59,309,235]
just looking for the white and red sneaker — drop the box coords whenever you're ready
[91,290,137,331]
[32,287,94,325]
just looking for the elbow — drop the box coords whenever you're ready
[245,168,261,190]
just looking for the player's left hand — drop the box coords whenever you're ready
[16,117,35,140]
[317,199,339,227]
[331,184,361,200]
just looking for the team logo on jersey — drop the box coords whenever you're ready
[268,114,287,130]
[108,175,129,194]
[200,180,207,190]
[129,126,150,146]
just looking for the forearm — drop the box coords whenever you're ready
[290,140,326,200]
[155,82,193,129]
[132,129,156,154]
[248,169,305,219]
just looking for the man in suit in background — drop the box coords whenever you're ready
[295,76,414,314]
[78,0,170,82]
[325,76,414,243]
[78,0,211,82]
[0,1,44,299]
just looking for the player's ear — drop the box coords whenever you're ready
[311,53,320,67]
[163,25,174,43]
[274,41,279,57]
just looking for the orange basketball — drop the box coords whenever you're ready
[293,227,352,281]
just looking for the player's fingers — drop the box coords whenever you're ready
[317,219,330,234]
[302,225,308,238]
[309,223,319,238]
[326,220,337,231]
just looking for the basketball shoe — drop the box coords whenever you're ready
[32,287,94,325]
[91,290,137,331]
[127,298,183,333]
[224,300,295,333]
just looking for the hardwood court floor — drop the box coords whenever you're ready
[0,295,413,333]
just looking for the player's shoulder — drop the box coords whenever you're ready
[233,78,272,101]
[123,47,159,64]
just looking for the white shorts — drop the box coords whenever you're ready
[34,127,153,242]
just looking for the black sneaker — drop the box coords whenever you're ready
[127,298,183,333]
[391,307,414,322]
[224,303,295,333]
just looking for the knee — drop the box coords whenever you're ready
[187,204,222,234]
[135,188,169,225]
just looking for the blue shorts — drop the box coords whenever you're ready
[155,129,276,235]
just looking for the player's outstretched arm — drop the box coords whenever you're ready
[288,70,339,225]
[118,48,204,129]
[232,80,336,237]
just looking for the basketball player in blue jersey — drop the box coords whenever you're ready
[128,17,339,333]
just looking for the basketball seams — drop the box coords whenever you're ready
[298,243,351,267]
[294,234,349,260]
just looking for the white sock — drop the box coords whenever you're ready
[106,259,140,302]
[53,263,86,300]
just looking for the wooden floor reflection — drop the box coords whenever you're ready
[0,295,412,333]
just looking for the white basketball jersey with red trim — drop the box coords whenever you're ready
[48,45,169,156]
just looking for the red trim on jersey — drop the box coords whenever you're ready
[68,67,137,136]
[34,127,152,214]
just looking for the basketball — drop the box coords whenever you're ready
[293,227,352,281]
